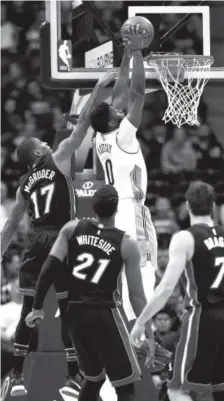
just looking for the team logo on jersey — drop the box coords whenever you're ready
[75,181,97,197]
[57,40,72,72]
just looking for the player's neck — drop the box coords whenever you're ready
[97,217,115,228]
[190,215,214,227]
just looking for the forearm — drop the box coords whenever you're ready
[33,256,61,310]
[138,287,172,326]
[1,220,19,255]
[77,82,103,127]
[130,50,145,97]
[129,294,153,338]
[112,53,130,110]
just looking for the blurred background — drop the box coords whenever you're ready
[1,1,224,398]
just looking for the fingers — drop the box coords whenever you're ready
[26,317,42,328]
[129,24,144,36]
[123,37,130,47]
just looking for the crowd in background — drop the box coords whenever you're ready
[1,1,224,398]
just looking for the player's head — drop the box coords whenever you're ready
[90,102,125,134]
[92,185,119,219]
[17,138,52,168]
[186,181,215,217]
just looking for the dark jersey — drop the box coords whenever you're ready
[182,224,224,308]
[20,154,76,229]
[67,219,125,306]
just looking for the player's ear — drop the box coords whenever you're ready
[186,201,190,213]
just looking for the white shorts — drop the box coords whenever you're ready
[115,199,156,321]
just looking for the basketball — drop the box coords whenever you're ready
[121,16,154,49]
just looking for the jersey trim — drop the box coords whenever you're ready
[115,135,139,155]
[111,308,141,387]
[65,176,76,219]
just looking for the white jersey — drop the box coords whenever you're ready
[96,117,156,323]
[95,118,147,202]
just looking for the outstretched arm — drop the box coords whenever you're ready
[111,41,132,112]
[117,27,146,150]
[1,188,26,255]
[53,71,118,176]
[131,231,194,347]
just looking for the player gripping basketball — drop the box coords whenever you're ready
[91,23,158,323]
[1,71,117,398]
[25,185,154,401]
[131,181,224,401]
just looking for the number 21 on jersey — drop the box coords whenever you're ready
[72,252,110,284]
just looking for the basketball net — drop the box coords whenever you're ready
[147,53,214,127]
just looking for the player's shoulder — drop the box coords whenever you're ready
[170,230,194,259]
[119,116,136,131]
[171,230,194,247]
[121,233,140,260]
[61,218,79,238]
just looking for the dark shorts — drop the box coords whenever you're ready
[169,304,224,393]
[67,303,141,387]
[19,227,68,298]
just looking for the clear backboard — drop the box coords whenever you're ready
[42,0,224,89]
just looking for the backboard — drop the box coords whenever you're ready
[42,0,224,89]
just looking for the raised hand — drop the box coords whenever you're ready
[129,24,145,50]
[97,69,120,88]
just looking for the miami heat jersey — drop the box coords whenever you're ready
[182,224,224,308]
[95,118,147,202]
[20,154,76,229]
[67,219,125,306]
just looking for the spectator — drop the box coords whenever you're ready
[0,182,9,232]
[193,124,224,171]
[153,310,180,353]
[161,127,197,174]
[1,3,18,53]
[0,279,23,377]
[146,123,168,171]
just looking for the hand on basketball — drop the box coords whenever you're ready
[97,69,119,88]
[128,24,145,50]
[25,309,44,328]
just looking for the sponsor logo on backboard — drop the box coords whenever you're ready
[85,41,113,68]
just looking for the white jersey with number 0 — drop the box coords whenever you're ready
[95,118,147,202]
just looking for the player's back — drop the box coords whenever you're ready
[67,219,125,306]
[183,224,224,308]
[20,153,76,229]
[95,125,147,202]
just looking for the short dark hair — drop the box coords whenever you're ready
[92,185,118,218]
[90,102,110,133]
[186,181,215,216]
[17,138,39,166]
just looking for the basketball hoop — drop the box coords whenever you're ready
[146,53,214,127]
